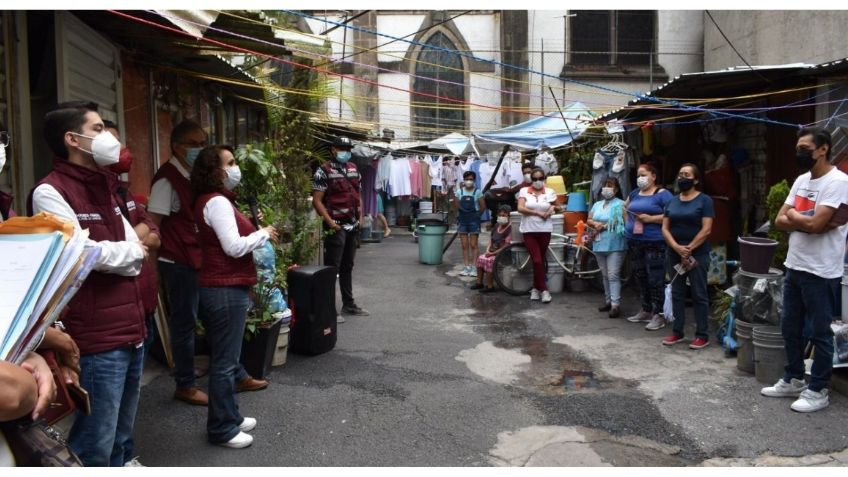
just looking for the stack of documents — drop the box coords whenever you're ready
[0,213,100,363]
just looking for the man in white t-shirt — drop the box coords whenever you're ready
[762,128,848,413]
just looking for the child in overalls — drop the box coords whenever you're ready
[455,170,486,276]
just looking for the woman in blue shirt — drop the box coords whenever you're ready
[661,163,714,350]
[625,163,674,331]
[588,177,627,318]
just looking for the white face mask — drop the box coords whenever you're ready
[464,180,474,189]
[497,216,509,225]
[602,187,615,200]
[223,165,242,191]
[71,131,121,167]
[532,180,544,190]
[636,176,651,190]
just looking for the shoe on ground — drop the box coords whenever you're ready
[662,334,685,346]
[541,290,552,303]
[761,378,808,398]
[791,388,829,413]
[458,266,471,277]
[689,337,709,350]
[479,287,496,294]
[124,457,145,467]
[608,306,621,318]
[645,314,666,331]
[469,283,485,290]
[337,314,346,323]
[627,311,652,323]
[530,288,541,301]
[219,431,253,449]
[470,266,478,276]
[598,303,612,312]
[341,305,370,316]
[239,417,257,433]
[236,376,268,393]
[174,387,209,406]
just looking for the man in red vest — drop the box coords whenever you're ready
[28,101,148,466]
[312,136,369,322]
[149,121,266,407]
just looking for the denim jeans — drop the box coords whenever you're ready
[324,228,358,308]
[596,251,626,306]
[160,262,249,388]
[198,286,250,444]
[669,252,711,340]
[628,240,667,314]
[68,345,145,466]
[782,268,839,392]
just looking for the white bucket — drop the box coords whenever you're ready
[419,201,433,213]
[547,269,565,293]
[551,214,564,236]
[272,326,290,367]
[510,212,523,243]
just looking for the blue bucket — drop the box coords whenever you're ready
[566,192,588,212]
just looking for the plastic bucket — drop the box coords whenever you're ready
[272,326,290,367]
[546,175,567,195]
[510,212,523,243]
[564,212,587,234]
[738,236,779,274]
[360,226,372,240]
[547,269,565,293]
[735,319,755,374]
[417,224,447,265]
[551,214,564,236]
[753,325,786,384]
[566,192,588,212]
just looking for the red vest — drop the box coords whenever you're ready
[152,161,202,269]
[117,181,159,314]
[194,192,258,288]
[27,159,146,355]
[321,161,360,222]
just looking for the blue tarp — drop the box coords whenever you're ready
[473,102,593,152]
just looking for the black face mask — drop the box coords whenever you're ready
[796,149,816,170]
[677,177,695,192]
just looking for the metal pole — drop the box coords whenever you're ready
[549,86,575,150]
[338,12,348,118]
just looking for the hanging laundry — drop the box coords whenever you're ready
[420,160,432,199]
[534,150,558,176]
[409,157,423,198]
[360,162,378,216]
[388,156,413,198]
[428,155,443,188]
[377,153,393,192]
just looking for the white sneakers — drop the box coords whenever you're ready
[761,379,829,413]
[645,314,666,331]
[627,311,652,323]
[761,378,806,397]
[541,291,552,303]
[239,417,257,432]
[529,289,551,302]
[791,389,830,413]
[459,266,477,277]
[221,431,253,449]
[530,289,541,300]
[124,457,145,467]
[219,417,258,449]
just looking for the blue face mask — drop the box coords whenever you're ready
[336,151,351,163]
[185,147,202,167]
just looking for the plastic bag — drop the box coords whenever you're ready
[268,287,287,314]
[253,241,276,283]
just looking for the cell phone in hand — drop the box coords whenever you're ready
[67,382,91,416]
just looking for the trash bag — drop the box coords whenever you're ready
[253,241,276,283]
[268,287,287,314]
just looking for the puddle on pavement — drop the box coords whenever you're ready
[454,292,632,395]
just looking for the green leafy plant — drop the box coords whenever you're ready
[244,280,280,342]
[765,180,791,268]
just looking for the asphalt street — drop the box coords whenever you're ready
[133,229,848,466]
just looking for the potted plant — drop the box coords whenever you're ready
[240,280,284,379]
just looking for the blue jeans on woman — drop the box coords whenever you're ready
[198,286,251,444]
[628,240,667,315]
[68,345,145,466]
[782,268,839,392]
[668,252,711,340]
[595,250,626,306]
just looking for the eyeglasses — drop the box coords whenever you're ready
[181,140,207,148]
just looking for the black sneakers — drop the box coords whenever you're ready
[341,305,370,316]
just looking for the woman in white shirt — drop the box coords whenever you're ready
[517,168,562,303]
[190,146,278,449]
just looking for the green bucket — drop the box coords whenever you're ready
[417,224,448,265]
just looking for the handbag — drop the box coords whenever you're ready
[0,419,83,467]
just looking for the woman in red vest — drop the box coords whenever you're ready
[190,145,278,449]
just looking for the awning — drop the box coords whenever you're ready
[473,102,594,152]
[428,132,472,156]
